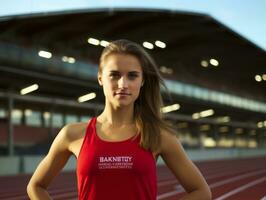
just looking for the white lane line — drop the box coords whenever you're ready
[158,180,177,186]
[157,166,265,187]
[214,176,266,200]
[261,196,266,200]
[157,168,266,200]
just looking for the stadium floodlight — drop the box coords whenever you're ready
[160,66,173,74]
[20,84,39,95]
[192,113,200,119]
[161,103,180,113]
[143,42,154,49]
[62,56,75,64]
[255,75,262,82]
[100,40,110,47]
[210,58,219,66]
[38,50,52,59]
[62,56,68,62]
[68,57,75,64]
[78,92,96,103]
[43,112,51,119]
[201,60,208,67]
[200,109,214,118]
[257,121,263,128]
[192,109,214,119]
[88,38,100,45]
[25,109,32,116]
[155,40,166,48]
[204,137,216,147]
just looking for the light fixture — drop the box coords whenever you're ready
[210,58,219,66]
[62,56,75,64]
[88,38,100,45]
[161,103,180,113]
[255,75,262,82]
[155,40,166,48]
[200,109,214,118]
[20,84,39,95]
[38,50,52,59]
[43,112,51,119]
[204,137,216,147]
[192,109,214,119]
[78,92,96,103]
[143,42,154,49]
[25,109,32,116]
[201,60,208,67]
[160,66,173,74]
[100,40,110,47]
[192,113,200,119]
[257,121,264,128]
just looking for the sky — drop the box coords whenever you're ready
[1,0,266,51]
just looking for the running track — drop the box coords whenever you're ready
[0,156,265,200]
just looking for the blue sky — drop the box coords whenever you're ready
[1,0,266,51]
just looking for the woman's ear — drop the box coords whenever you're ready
[141,80,144,87]
[98,73,103,86]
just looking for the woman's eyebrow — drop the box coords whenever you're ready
[109,70,140,74]
[128,71,140,74]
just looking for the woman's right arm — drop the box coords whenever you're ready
[27,125,73,200]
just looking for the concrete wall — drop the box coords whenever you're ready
[1,148,266,176]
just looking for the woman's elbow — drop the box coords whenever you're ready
[202,186,212,200]
[26,180,42,198]
[26,182,34,198]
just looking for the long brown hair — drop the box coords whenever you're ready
[99,39,176,152]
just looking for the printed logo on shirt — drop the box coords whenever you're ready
[98,156,133,169]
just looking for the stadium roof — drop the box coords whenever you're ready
[0,8,265,124]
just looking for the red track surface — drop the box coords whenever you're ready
[0,156,265,200]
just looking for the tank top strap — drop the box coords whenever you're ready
[77,117,95,160]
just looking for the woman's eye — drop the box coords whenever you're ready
[110,74,119,78]
[128,74,138,78]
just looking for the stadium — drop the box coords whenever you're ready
[0,2,266,200]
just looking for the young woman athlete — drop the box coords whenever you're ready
[27,39,211,200]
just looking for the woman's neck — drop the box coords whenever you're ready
[97,105,135,127]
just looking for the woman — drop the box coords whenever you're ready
[27,39,211,200]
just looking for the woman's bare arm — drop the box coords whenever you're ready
[160,130,212,200]
[27,125,73,199]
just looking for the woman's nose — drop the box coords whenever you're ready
[118,76,129,88]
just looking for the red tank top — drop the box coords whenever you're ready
[76,117,157,200]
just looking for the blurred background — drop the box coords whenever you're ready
[0,1,266,199]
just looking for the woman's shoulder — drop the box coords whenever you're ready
[59,120,92,143]
[158,128,180,154]
[160,127,178,141]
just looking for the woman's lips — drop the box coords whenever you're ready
[115,92,130,96]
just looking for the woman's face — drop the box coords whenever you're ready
[98,53,144,108]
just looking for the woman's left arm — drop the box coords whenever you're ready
[159,130,212,200]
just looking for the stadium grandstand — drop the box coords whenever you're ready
[0,7,266,200]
